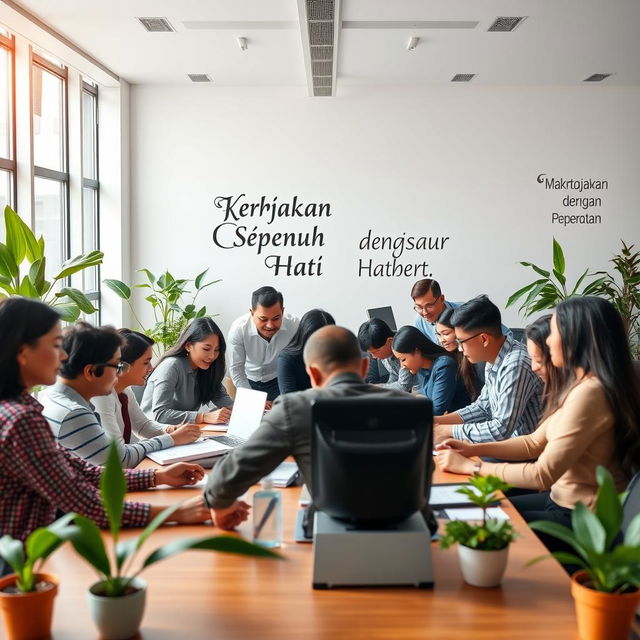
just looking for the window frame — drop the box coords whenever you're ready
[0,33,17,208]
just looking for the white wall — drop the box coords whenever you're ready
[128,85,640,336]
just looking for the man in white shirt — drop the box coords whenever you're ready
[228,286,299,406]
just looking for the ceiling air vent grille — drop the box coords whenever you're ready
[137,17,175,33]
[314,87,332,97]
[187,74,211,83]
[306,0,336,97]
[311,46,333,61]
[487,17,526,32]
[584,73,612,82]
[452,73,475,82]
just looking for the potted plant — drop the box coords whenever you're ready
[0,205,103,321]
[439,474,518,587]
[528,466,640,640]
[0,514,77,640]
[68,443,279,640]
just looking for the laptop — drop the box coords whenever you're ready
[146,387,267,465]
[366,306,397,331]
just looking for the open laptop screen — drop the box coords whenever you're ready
[227,388,268,440]
[366,306,397,332]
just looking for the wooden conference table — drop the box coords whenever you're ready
[32,464,581,640]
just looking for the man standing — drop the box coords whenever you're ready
[411,279,461,344]
[433,295,542,445]
[228,286,299,404]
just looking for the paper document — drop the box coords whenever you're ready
[429,484,482,507]
[146,439,229,465]
[444,507,510,521]
[200,423,229,433]
[262,461,299,487]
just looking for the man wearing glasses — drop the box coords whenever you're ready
[432,295,542,446]
[42,323,185,466]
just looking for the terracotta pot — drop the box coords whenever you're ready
[571,570,640,640]
[457,544,509,587]
[0,572,58,640]
[87,577,147,640]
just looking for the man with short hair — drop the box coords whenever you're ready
[228,286,299,404]
[357,318,415,392]
[205,326,434,532]
[433,295,542,445]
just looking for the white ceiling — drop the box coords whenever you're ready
[5,0,640,88]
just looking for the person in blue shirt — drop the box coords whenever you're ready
[391,326,470,415]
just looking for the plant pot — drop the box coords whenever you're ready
[457,544,509,587]
[571,570,640,640]
[87,577,147,640]
[0,572,58,640]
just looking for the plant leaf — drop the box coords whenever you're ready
[0,535,25,576]
[529,520,586,557]
[138,268,156,284]
[0,242,18,279]
[506,281,537,308]
[56,287,97,314]
[625,513,640,547]
[552,238,566,275]
[28,258,47,295]
[54,251,104,280]
[594,465,622,548]
[103,279,131,300]
[572,502,605,554]
[68,515,111,578]
[194,268,209,289]
[4,206,27,265]
[52,301,82,323]
[100,442,126,542]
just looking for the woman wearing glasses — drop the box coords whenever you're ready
[392,325,471,415]
[92,329,201,467]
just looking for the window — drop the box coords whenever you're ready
[32,54,68,276]
[0,33,15,240]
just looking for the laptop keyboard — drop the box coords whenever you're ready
[212,435,245,447]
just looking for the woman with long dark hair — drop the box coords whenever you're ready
[436,297,640,536]
[434,307,482,401]
[277,309,335,394]
[92,330,201,466]
[141,317,233,425]
[0,298,209,561]
[392,325,471,414]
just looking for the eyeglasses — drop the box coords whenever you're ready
[413,297,442,313]
[454,333,483,348]
[94,362,131,376]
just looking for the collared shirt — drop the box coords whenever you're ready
[378,355,415,393]
[416,356,470,415]
[42,382,166,468]
[92,388,175,467]
[452,336,543,443]
[0,392,152,541]
[141,356,233,425]
[228,312,299,388]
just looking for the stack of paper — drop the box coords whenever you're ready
[444,507,510,521]
[262,461,299,487]
[146,439,228,465]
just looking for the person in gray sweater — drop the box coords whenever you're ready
[141,318,233,426]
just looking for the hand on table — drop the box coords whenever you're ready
[435,448,476,475]
[433,423,453,444]
[211,501,251,531]
[436,438,476,458]
[169,423,202,445]
[203,407,232,424]
[156,463,205,487]
[171,495,211,524]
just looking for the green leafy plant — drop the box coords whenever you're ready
[0,206,103,321]
[67,443,279,597]
[440,474,518,551]
[506,237,606,317]
[104,268,220,356]
[0,514,77,592]
[528,466,640,593]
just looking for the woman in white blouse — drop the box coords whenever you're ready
[92,330,200,467]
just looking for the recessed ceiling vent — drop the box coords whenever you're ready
[452,73,475,82]
[137,17,175,33]
[306,0,337,97]
[487,17,526,32]
[584,73,612,82]
[187,74,211,83]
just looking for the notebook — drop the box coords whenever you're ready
[146,388,267,465]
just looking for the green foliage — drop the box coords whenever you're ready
[0,514,77,592]
[104,267,220,356]
[439,474,519,551]
[66,443,280,598]
[528,466,640,593]
[0,206,103,321]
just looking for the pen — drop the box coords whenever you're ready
[253,496,278,540]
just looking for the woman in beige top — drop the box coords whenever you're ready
[436,296,640,545]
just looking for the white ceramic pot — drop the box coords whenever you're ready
[457,544,509,587]
[87,577,147,640]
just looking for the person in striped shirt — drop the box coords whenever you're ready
[433,295,543,445]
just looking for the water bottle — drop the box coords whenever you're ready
[252,477,282,548]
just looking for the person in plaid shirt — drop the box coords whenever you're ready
[0,298,210,566]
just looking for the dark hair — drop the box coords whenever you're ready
[118,329,155,365]
[524,315,565,418]
[410,278,441,301]
[0,298,61,399]
[159,317,226,406]
[357,318,394,351]
[251,286,284,310]
[282,309,335,357]
[451,294,502,338]
[59,322,123,379]
[435,308,480,401]
[554,296,640,478]
[303,326,363,371]
[391,325,452,361]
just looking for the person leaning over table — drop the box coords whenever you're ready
[203,325,437,535]
[141,317,233,426]
[92,329,201,467]
[432,295,543,445]
[0,298,209,576]
[436,297,640,553]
